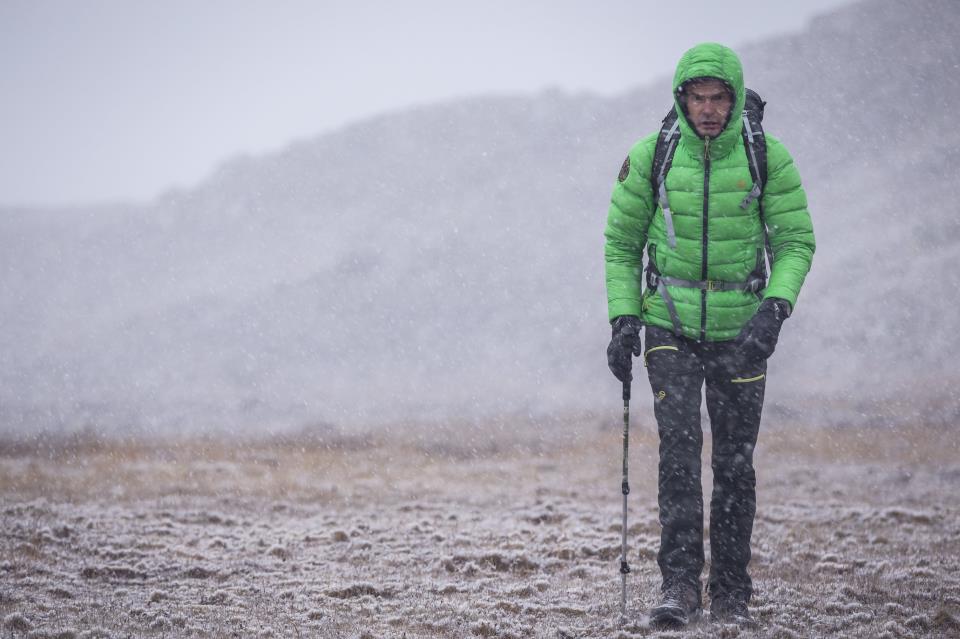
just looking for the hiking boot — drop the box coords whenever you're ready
[710,595,758,628]
[648,582,702,628]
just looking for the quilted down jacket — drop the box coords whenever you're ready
[604,42,815,341]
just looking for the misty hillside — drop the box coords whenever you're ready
[2,0,958,433]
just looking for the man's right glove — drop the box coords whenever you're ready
[607,315,643,383]
[734,297,791,360]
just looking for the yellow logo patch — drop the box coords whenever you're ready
[657,390,666,401]
[737,179,747,189]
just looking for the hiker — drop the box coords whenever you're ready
[604,42,815,627]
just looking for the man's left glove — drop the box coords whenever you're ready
[735,297,792,360]
[607,315,643,382]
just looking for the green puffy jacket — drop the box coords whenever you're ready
[604,43,815,341]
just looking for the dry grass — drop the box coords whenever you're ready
[0,418,957,638]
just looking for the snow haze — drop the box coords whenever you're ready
[1,0,958,433]
[2,0,854,207]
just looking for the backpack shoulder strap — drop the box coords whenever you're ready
[649,108,682,249]
[739,88,767,208]
[739,87,773,280]
[650,108,681,193]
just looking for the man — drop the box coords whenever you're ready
[604,43,814,627]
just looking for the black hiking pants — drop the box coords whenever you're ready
[643,325,766,602]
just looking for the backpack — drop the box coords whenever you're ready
[648,88,772,276]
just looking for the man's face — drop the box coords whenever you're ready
[683,79,733,139]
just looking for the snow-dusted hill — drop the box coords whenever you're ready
[1,0,958,432]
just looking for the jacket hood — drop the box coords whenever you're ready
[671,42,745,158]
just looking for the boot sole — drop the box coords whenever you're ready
[649,605,703,628]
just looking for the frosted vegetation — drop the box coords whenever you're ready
[1,420,958,637]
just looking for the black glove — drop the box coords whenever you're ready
[607,315,643,382]
[734,297,791,360]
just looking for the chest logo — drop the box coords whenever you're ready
[737,179,747,189]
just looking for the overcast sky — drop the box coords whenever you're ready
[1,0,856,207]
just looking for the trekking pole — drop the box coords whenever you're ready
[619,379,631,622]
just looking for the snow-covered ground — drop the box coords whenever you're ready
[1,417,957,638]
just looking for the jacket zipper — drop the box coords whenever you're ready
[700,137,711,342]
